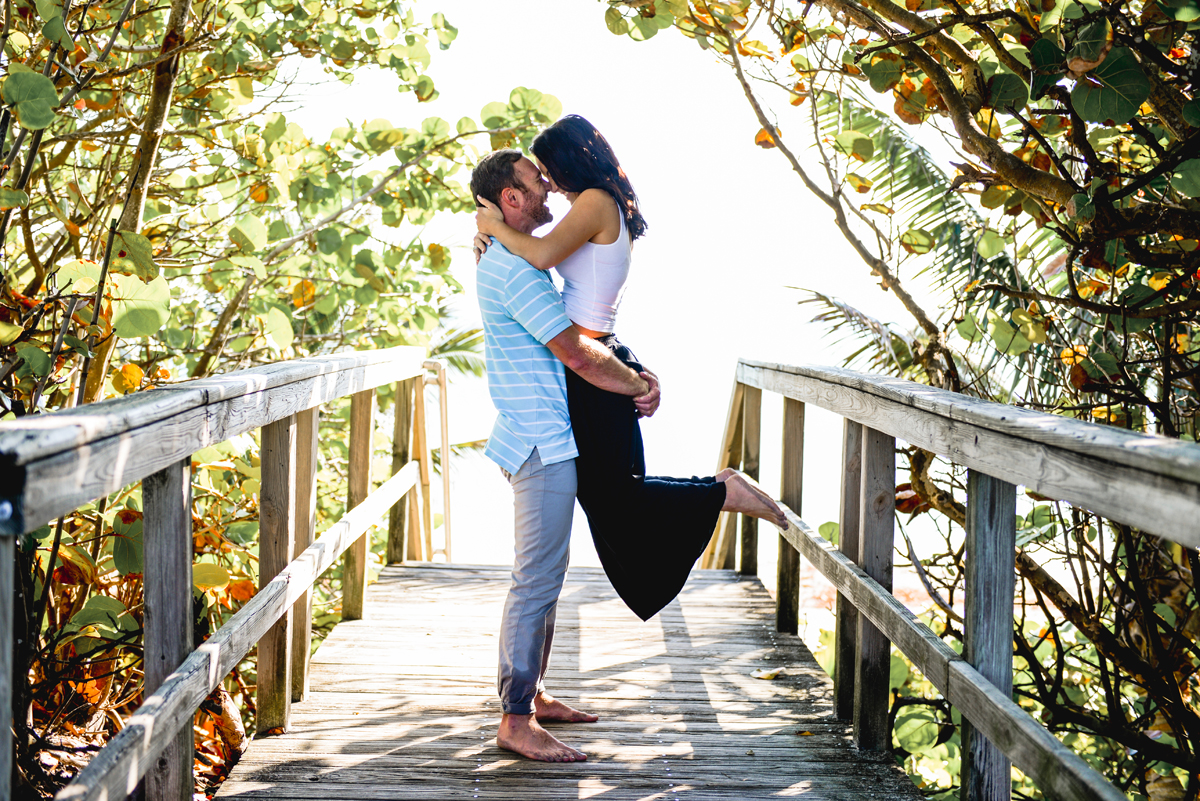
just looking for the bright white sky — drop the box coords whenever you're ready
[286,0,943,577]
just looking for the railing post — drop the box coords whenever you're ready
[412,375,432,561]
[343,389,375,619]
[387,378,414,563]
[834,419,863,721]
[431,360,452,561]
[1,533,13,801]
[258,414,296,734]
[854,426,895,751]
[701,380,744,569]
[962,469,1017,801]
[777,397,804,634]
[142,457,194,801]
[739,385,762,577]
[290,408,318,703]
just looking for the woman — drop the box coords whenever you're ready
[474,115,786,621]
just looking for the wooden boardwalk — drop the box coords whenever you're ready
[217,563,923,800]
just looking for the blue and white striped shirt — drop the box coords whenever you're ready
[477,241,577,474]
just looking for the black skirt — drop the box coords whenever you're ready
[565,334,726,621]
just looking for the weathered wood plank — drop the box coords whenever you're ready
[0,535,13,801]
[291,408,319,703]
[777,398,803,634]
[342,390,374,620]
[1,348,427,536]
[834,419,862,722]
[740,385,762,577]
[962,470,1017,801]
[142,459,195,801]
[853,427,894,752]
[412,375,432,561]
[386,378,414,563]
[55,461,420,801]
[701,380,744,569]
[427,360,452,560]
[258,415,296,734]
[737,360,1200,543]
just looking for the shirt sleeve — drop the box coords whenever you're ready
[504,261,573,345]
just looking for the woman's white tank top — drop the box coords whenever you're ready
[555,211,630,333]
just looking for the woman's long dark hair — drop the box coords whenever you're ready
[530,115,647,241]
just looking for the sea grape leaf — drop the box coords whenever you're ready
[1070,47,1151,125]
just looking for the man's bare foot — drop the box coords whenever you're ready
[720,470,789,529]
[535,691,599,723]
[497,713,587,762]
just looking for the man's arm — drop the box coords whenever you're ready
[547,326,649,397]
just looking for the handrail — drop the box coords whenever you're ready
[0,347,447,801]
[715,358,1200,801]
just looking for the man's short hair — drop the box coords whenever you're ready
[470,149,524,208]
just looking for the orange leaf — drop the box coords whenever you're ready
[292,280,316,308]
[250,183,269,203]
[754,127,781,148]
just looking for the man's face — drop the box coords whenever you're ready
[512,157,553,229]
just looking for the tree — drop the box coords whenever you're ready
[0,0,560,792]
[600,1,1200,798]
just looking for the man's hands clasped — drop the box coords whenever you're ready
[634,371,660,418]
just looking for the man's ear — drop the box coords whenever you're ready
[500,186,520,209]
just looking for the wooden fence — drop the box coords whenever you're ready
[0,347,449,801]
[703,358,1200,801]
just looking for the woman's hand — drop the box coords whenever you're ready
[473,231,491,265]
[475,195,504,236]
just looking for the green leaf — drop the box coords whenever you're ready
[480,101,508,128]
[976,230,1007,259]
[986,309,1031,356]
[1084,350,1120,378]
[41,15,74,51]
[70,595,135,633]
[1173,160,1200,198]
[0,188,30,209]
[110,274,170,338]
[264,307,294,350]
[861,54,902,94]
[193,562,230,591]
[890,654,910,689]
[604,7,630,35]
[1028,38,1065,100]
[1067,18,1110,64]
[1070,47,1151,125]
[456,116,477,135]
[817,521,839,545]
[316,226,342,255]
[112,515,143,575]
[110,230,158,280]
[894,706,940,753]
[1159,0,1200,22]
[833,130,874,162]
[15,343,51,376]
[900,228,935,254]
[1182,99,1200,128]
[988,71,1029,109]
[957,313,984,343]
[230,215,268,251]
[1,70,60,130]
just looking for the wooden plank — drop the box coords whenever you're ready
[343,390,375,620]
[412,375,432,561]
[853,427,894,752]
[700,380,744,569]
[773,507,1126,801]
[142,459,195,801]
[291,408,319,703]
[777,398,804,634]
[258,415,296,734]
[427,360,452,560]
[386,379,414,563]
[962,470,1017,801]
[55,462,421,801]
[2,348,427,537]
[737,360,1200,544]
[834,419,863,722]
[740,385,762,577]
[0,535,12,801]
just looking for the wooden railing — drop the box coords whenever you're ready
[0,347,450,801]
[705,358,1200,801]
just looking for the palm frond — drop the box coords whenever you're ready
[429,326,485,378]
[430,438,488,475]
[797,289,917,377]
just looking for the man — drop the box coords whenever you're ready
[470,149,659,763]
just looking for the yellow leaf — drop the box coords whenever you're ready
[750,667,783,680]
[1060,345,1088,365]
[1149,272,1173,291]
[193,562,230,591]
[846,173,873,193]
[292,279,316,308]
[112,363,144,394]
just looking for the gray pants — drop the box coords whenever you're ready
[497,448,577,715]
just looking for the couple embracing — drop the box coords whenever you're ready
[469,115,788,762]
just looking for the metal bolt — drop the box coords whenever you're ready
[0,500,12,521]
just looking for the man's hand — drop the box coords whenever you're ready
[473,231,491,264]
[634,371,660,418]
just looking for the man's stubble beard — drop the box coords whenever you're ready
[524,194,553,228]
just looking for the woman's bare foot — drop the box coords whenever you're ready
[497,713,587,762]
[720,470,789,529]
[535,692,599,723]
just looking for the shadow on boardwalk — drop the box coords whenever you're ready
[216,564,922,800]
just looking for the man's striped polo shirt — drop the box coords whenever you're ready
[477,240,578,475]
